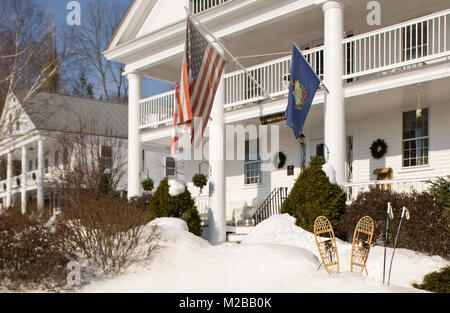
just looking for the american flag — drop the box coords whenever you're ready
[171,18,227,153]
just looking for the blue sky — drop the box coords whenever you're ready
[36,0,174,98]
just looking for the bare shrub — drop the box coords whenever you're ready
[63,196,159,275]
[0,207,75,290]
[338,188,449,258]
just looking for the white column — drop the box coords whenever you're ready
[127,72,143,199]
[6,151,12,209]
[208,77,226,245]
[37,139,44,210]
[21,146,27,214]
[323,1,346,185]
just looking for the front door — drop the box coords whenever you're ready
[311,139,325,161]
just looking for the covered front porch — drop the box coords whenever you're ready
[124,7,450,243]
[0,135,62,214]
[141,72,449,231]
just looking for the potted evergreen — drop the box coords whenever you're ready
[141,178,154,193]
[192,173,208,194]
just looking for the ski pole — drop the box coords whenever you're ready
[387,206,410,287]
[383,202,394,285]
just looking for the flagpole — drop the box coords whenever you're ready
[184,7,272,101]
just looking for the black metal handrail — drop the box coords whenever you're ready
[253,187,288,225]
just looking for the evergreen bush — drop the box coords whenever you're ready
[148,177,202,236]
[413,266,450,293]
[281,156,346,233]
[428,176,450,219]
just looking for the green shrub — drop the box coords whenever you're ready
[413,266,450,293]
[281,157,346,233]
[148,177,202,236]
[429,176,450,219]
[148,177,171,217]
[337,188,449,258]
[182,206,202,236]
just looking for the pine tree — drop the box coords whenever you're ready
[72,71,94,98]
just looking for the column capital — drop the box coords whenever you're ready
[126,71,143,80]
[322,0,344,12]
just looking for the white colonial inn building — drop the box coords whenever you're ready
[0,92,128,214]
[104,0,450,243]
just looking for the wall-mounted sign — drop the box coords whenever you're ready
[287,165,294,176]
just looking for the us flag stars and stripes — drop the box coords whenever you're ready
[171,18,227,154]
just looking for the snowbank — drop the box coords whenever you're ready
[242,214,449,289]
[79,215,449,293]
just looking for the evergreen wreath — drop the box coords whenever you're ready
[370,139,388,159]
[277,151,287,169]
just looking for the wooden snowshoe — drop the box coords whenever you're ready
[350,216,374,274]
[314,216,340,274]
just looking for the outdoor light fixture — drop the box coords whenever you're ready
[299,133,306,144]
[416,85,422,119]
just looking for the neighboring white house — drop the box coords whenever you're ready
[0,92,130,214]
[104,0,450,243]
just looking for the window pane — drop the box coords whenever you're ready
[402,109,428,167]
[166,157,176,176]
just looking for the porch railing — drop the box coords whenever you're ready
[195,195,210,225]
[190,0,230,14]
[139,9,450,129]
[140,90,175,129]
[343,9,449,79]
[224,46,324,108]
[342,177,438,204]
[253,187,288,225]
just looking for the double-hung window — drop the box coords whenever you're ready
[166,157,176,177]
[244,139,261,185]
[402,108,428,167]
[101,146,112,169]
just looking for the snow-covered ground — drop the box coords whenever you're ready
[79,214,449,293]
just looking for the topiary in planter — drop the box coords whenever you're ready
[192,173,207,193]
[281,156,346,233]
[141,178,154,192]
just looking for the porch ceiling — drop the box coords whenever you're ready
[345,76,450,122]
[129,0,449,83]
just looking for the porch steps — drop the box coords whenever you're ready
[226,225,254,243]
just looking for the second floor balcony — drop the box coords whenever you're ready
[139,9,450,130]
